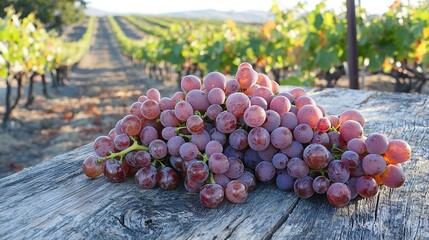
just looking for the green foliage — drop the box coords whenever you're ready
[0,0,87,29]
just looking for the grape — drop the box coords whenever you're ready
[293,124,313,144]
[347,138,366,155]
[347,177,359,199]
[271,81,280,94]
[365,133,389,154]
[237,171,256,192]
[270,127,293,149]
[226,92,251,118]
[141,100,161,120]
[167,136,185,156]
[243,105,266,127]
[225,180,248,204]
[146,88,161,101]
[262,110,281,132]
[289,87,307,99]
[229,129,249,150]
[350,159,365,177]
[248,127,270,151]
[272,153,288,169]
[250,96,268,110]
[138,95,148,103]
[326,182,351,207]
[317,105,327,116]
[339,120,363,142]
[303,143,332,169]
[94,136,115,157]
[313,176,330,194]
[257,144,278,161]
[121,115,142,136]
[224,157,244,179]
[186,89,210,112]
[179,142,199,161]
[129,102,143,118]
[289,105,298,115]
[341,150,360,169]
[328,160,350,183]
[108,128,117,140]
[276,173,294,191]
[384,139,412,164]
[186,115,205,134]
[278,92,295,103]
[327,131,345,149]
[159,97,175,111]
[208,153,230,174]
[243,148,263,169]
[210,128,227,145]
[174,100,193,121]
[216,111,237,134]
[181,75,201,92]
[316,117,331,133]
[184,177,203,193]
[236,66,258,89]
[160,110,179,127]
[200,184,225,208]
[133,151,151,168]
[208,87,226,105]
[187,161,209,183]
[214,174,230,188]
[149,139,168,159]
[182,159,197,173]
[82,155,104,179]
[140,126,158,146]
[294,176,315,198]
[297,105,323,129]
[220,146,242,161]
[362,154,386,176]
[280,112,298,130]
[191,130,211,151]
[327,115,340,129]
[104,159,129,183]
[281,141,304,158]
[339,109,365,127]
[356,176,378,198]
[169,156,184,172]
[287,157,309,179]
[204,71,227,91]
[113,134,130,151]
[295,95,316,109]
[226,78,240,95]
[255,161,276,182]
[206,104,223,121]
[311,131,329,147]
[115,119,124,135]
[256,73,272,89]
[171,91,185,104]
[253,86,273,104]
[135,166,158,188]
[161,127,177,140]
[244,84,260,96]
[380,164,405,188]
[157,167,179,189]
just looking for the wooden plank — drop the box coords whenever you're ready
[271,91,429,239]
[0,89,427,239]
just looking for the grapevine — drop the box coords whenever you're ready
[82,63,412,208]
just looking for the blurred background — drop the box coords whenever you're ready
[0,0,428,178]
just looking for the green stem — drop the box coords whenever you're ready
[199,153,209,163]
[209,172,215,184]
[179,133,191,139]
[97,140,148,164]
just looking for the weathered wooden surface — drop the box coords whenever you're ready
[0,88,428,240]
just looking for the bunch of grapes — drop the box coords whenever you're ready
[82,62,412,208]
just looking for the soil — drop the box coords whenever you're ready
[0,17,427,178]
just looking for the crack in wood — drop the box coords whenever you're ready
[265,197,300,240]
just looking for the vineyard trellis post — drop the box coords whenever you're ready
[346,0,359,89]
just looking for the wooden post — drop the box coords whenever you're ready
[347,0,359,89]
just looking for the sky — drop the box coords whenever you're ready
[86,0,417,15]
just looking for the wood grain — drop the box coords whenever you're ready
[0,88,427,240]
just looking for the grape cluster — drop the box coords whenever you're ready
[82,62,412,208]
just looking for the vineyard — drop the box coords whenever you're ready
[0,1,428,177]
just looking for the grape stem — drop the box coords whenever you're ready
[97,139,149,164]
[199,152,209,163]
[208,172,215,184]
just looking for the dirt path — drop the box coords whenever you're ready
[0,17,178,178]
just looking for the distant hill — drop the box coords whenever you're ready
[85,8,272,23]
[160,9,272,23]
